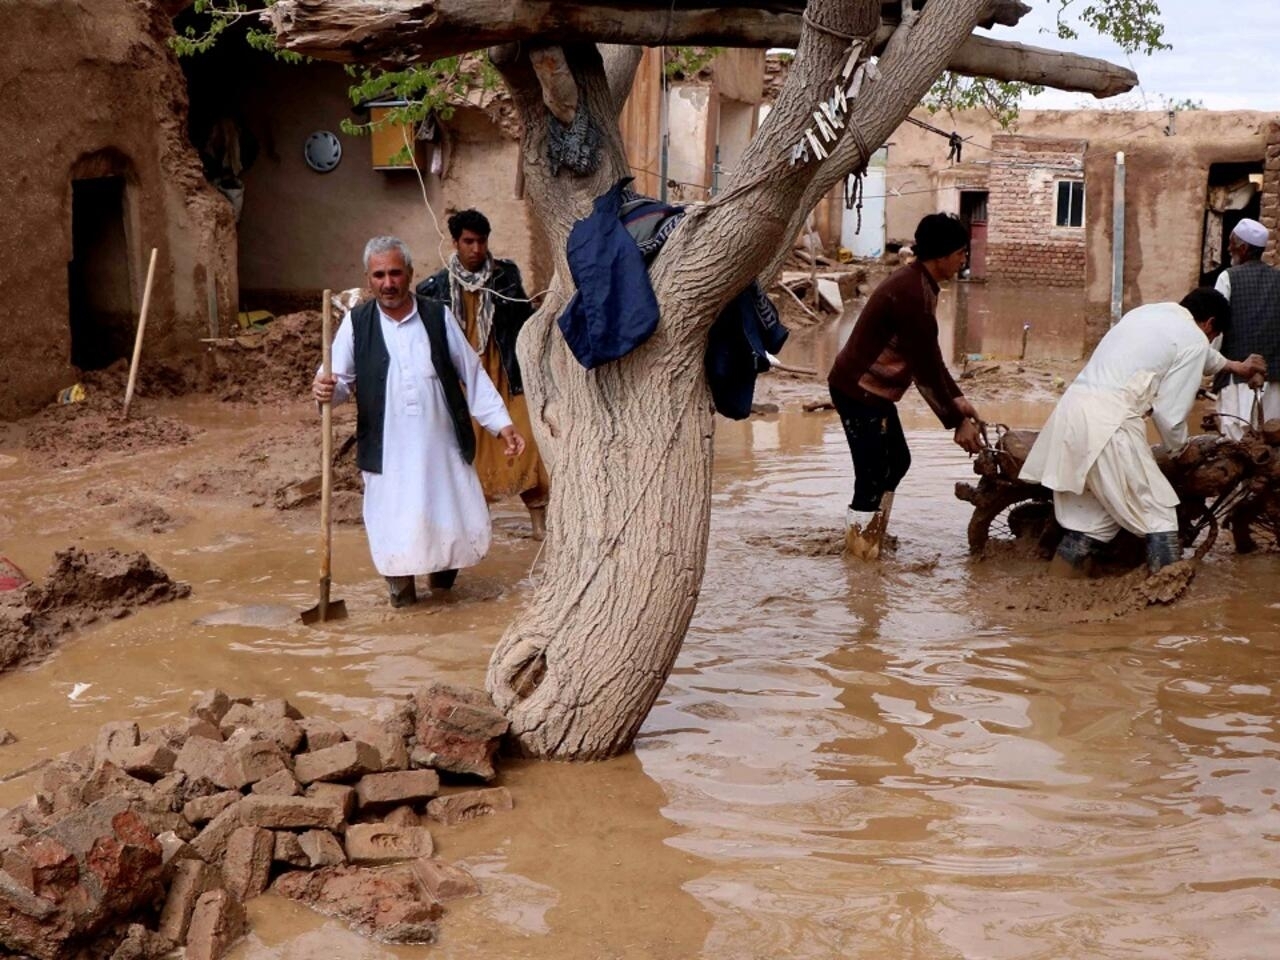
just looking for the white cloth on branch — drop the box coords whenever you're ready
[326,302,513,576]
[1021,302,1227,539]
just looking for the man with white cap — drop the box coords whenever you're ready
[1214,217,1280,440]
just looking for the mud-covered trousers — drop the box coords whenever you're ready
[830,387,911,512]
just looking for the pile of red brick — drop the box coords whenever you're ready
[0,682,514,959]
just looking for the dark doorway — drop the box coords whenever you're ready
[959,190,989,281]
[69,176,133,370]
[1200,161,1264,286]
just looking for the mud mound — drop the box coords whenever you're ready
[79,357,201,400]
[987,558,1197,623]
[0,548,191,672]
[21,399,197,469]
[956,358,1078,404]
[209,311,325,404]
[124,500,181,534]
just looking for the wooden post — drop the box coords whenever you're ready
[1110,152,1125,327]
[122,247,158,419]
[318,290,335,620]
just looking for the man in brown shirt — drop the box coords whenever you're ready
[827,213,983,560]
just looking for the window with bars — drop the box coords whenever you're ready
[1055,180,1085,228]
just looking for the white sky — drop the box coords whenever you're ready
[999,0,1280,111]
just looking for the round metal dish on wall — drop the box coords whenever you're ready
[303,131,342,173]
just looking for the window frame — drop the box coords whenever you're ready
[1055,179,1085,229]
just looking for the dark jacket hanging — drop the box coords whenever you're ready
[557,177,661,369]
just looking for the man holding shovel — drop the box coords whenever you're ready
[312,236,524,608]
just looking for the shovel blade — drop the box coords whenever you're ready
[300,577,347,624]
[300,598,347,625]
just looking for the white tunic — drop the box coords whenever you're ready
[326,303,513,576]
[1021,302,1227,538]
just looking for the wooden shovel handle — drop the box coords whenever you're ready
[320,290,334,582]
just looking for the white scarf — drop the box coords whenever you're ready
[447,253,495,351]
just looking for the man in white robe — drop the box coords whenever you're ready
[313,236,525,607]
[1021,288,1264,576]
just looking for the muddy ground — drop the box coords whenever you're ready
[2,289,1277,959]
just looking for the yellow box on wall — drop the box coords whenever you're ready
[370,107,416,170]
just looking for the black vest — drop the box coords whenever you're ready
[1221,259,1280,383]
[351,296,475,473]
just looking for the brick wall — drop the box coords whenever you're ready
[986,135,1088,287]
[1263,120,1280,267]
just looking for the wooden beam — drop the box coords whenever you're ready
[947,34,1137,98]
[266,0,1134,98]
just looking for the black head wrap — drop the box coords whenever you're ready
[913,213,969,262]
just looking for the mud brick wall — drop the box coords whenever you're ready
[986,135,1089,287]
[1263,120,1280,267]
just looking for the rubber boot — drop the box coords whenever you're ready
[386,575,416,608]
[1145,530,1182,574]
[528,506,547,542]
[845,507,883,561]
[1049,530,1097,579]
[428,568,459,591]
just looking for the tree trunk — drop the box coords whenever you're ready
[482,44,721,759]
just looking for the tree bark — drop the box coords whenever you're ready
[265,0,1134,98]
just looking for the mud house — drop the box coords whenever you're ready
[0,0,237,420]
[879,108,1280,343]
[182,38,537,316]
[0,1,535,420]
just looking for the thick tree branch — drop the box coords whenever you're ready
[948,34,1136,98]
[600,44,645,114]
[267,0,1132,98]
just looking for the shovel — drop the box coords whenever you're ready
[301,290,348,625]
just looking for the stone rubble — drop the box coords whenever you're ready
[0,682,513,958]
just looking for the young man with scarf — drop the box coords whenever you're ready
[417,210,551,540]
[827,213,984,561]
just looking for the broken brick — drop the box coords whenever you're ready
[412,857,481,901]
[237,795,344,831]
[298,829,346,868]
[182,791,241,827]
[293,741,380,785]
[426,787,514,826]
[222,826,274,902]
[343,823,434,864]
[355,770,440,811]
[250,768,299,797]
[298,717,345,752]
[185,889,247,960]
[157,858,223,944]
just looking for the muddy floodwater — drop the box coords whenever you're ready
[2,290,1279,958]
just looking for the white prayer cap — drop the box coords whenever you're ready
[1232,218,1269,248]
